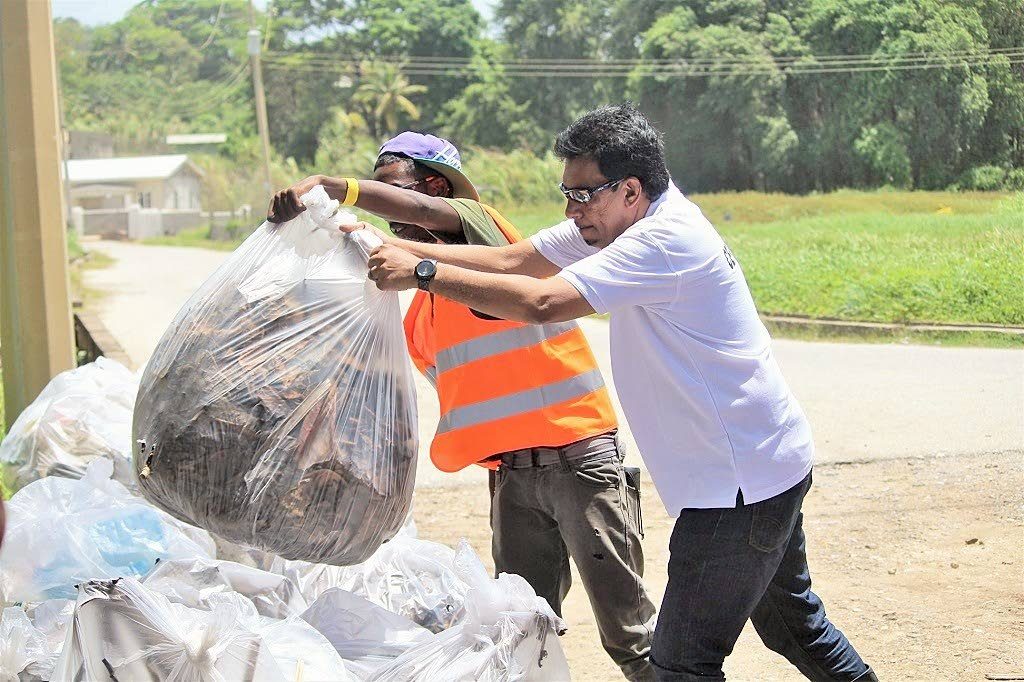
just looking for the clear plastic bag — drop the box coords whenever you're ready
[143,556,309,620]
[0,459,215,604]
[300,587,433,679]
[269,532,467,634]
[0,357,138,492]
[132,185,418,565]
[0,607,55,682]
[52,577,352,682]
[367,541,570,681]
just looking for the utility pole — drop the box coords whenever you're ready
[248,0,274,196]
[0,0,76,427]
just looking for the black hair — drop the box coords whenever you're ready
[373,152,453,197]
[554,102,670,199]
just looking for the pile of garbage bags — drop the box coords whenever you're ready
[0,460,569,681]
[0,460,216,604]
[0,357,138,493]
[0,275,571,680]
[132,186,419,565]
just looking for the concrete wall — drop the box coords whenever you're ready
[159,209,204,234]
[77,206,204,239]
[81,208,129,237]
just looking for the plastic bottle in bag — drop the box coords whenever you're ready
[132,186,418,565]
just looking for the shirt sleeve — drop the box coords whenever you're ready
[530,219,599,268]
[441,199,508,247]
[557,231,680,314]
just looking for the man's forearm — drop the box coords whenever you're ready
[428,264,592,324]
[317,175,461,233]
[392,241,511,274]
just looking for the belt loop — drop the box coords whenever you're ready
[556,447,572,472]
[531,449,540,468]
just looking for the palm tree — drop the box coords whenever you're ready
[353,61,427,137]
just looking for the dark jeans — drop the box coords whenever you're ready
[650,472,872,681]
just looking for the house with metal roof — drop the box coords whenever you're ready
[66,154,204,211]
[66,155,207,238]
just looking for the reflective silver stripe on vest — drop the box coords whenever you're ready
[436,368,605,435]
[424,366,438,388]
[435,321,578,374]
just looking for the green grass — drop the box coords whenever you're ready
[498,191,1023,329]
[142,190,1023,330]
[728,208,1023,326]
[494,189,1012,238]
[145,224,246,251]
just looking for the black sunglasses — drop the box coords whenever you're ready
[395,174,439,190]
[557,178,623,204]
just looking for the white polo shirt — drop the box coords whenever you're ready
[531,184,813,514]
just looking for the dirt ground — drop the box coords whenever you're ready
[413,450,1024,681]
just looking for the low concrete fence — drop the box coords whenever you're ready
[71,207,205,240]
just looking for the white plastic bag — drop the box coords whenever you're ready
[0,459,215,604]
[143,556,308,619]
[271,533,467,633]
[301,587,433,679]
[52,577,352,682]
[0,357,138,492]
[0,607,55,682]
[367,541,570,681]
[132,185,418,565]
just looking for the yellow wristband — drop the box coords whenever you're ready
[342,178,360,206]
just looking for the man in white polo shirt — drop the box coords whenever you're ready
[346,104,876,681]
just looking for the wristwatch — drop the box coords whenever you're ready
[415,259,438,291]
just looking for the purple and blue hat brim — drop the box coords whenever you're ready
[378,132,480,201]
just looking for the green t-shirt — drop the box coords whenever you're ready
[441,198,509,247]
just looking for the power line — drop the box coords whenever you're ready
[264,46,1024,68]
[262,53,1024,79]
[196,1,227,51]
[168,61,250,116]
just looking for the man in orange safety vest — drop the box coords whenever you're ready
[269,132,656,681]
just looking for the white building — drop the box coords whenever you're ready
[65,155,206,239]
[67,154,204,211]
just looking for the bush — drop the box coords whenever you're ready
[1005,168,1024,191]
[958,165,1007,191]
[461,147,564,207]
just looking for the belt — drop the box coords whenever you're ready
[491,431,619,469]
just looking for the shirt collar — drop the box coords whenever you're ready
[644,181,681,219]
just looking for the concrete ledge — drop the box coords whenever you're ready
[74,311,135,369]
[762,314,1024,340]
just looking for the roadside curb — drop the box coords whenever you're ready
[762,314,1024,342]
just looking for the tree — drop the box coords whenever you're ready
[495,0,618,151]
[270,0,483,148]
[630,7,796,191]
[440,40,540,149]
[353,61,428,137]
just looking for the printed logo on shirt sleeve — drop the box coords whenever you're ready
[722,243,737,269]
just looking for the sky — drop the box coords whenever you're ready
[51,0,496,27]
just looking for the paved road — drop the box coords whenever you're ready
[84,240,1024,489]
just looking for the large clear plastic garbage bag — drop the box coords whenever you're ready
[0,357,138,492]
[0,460,215,604]
[51,577,352,682]
[132,185,417,565]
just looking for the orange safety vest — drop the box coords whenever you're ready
[404,204,618,472]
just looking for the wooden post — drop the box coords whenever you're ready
[248,0,274,195]
[0,0,76,428]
